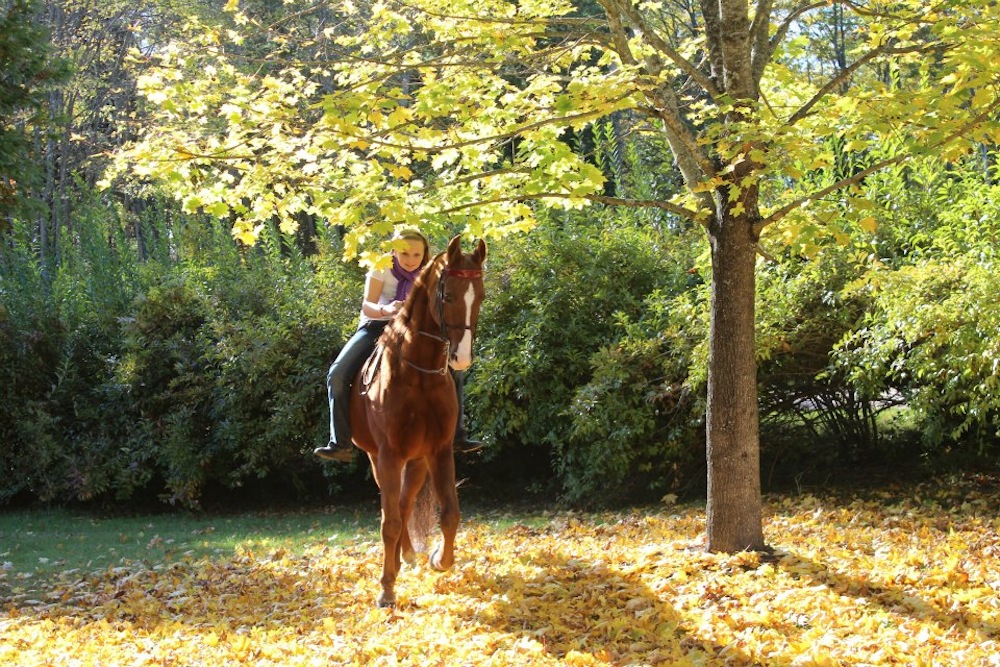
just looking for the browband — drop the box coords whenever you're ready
[444,268,484,278]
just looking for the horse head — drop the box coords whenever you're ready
[436,235,487,372]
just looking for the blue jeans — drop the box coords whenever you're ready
[326,321,387,447]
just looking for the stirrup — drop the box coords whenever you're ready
[454,439,484,454]
[313,444,354,462]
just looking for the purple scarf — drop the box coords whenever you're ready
[391,256,420,301]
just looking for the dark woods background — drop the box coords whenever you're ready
[3,0,1000,512]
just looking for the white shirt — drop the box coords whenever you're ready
[358,267,400,327]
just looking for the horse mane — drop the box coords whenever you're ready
[380,250,447,350]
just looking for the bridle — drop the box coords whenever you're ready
[403,264,484,375]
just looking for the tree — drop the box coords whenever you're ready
[112,0,1000,551]
[32,0,205,263]
[0,0,69,224]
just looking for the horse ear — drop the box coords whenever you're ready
[446,235,463,264]
[474,238,487,265]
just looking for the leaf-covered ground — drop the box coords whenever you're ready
[2,479,999,666]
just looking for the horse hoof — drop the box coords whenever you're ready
[377,593,396,609]
[430,546,448,571]
[402,548,417,566]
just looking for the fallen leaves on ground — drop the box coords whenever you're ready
[2,479,999,666]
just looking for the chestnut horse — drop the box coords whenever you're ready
[349,235,487,608]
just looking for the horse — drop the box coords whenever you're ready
[349,234,487,608]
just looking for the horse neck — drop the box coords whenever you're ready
[386,262,449,373]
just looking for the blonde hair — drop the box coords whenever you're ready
[393,227,431,268]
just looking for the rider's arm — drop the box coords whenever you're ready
[361,275,393,319]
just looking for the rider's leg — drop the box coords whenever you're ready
[315,324,382,461]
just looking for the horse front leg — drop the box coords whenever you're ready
[428,448,460,571]
[375,455,403,608]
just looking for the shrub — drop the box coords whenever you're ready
[470,215,703,505]
[0,209,365,509]
[753,249,882,483]
[834,257,1000,459]
[564,282,709,504]
[830,154,1000,467]
[112,223,364,507]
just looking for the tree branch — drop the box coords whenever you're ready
[324,90,636,154]
[433,191,700,220]
[598,0,637,66]
[766,0,827,62]
[782,41,926,129]
[753,1,829,84]
[584,193,700,219]
[389,0,601,29]
[756,95,1000,234]
[749,0,774,84]
[604,0,720,99]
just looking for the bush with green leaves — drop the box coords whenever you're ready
[746,244,924,489]
[112,222,362,507]
[830,155,1000,463]
[0,206,365,508]
[0,273,64,502]
[0,203,149,504]
[562,279,709,504]
[470,215,705,505]
[834,256,1000,457]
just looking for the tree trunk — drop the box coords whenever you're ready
[705,206,765,552]
[697,0,766,554]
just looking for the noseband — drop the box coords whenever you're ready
[405,266,484,375]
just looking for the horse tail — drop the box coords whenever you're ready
[406,475,437,554]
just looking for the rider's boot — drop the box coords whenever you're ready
[313,440,354,462]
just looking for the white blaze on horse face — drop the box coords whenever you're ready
[450,283,475,371]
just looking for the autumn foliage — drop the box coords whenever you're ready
[2,478,998,665]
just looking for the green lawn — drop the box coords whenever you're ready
[0,505,377,593]
[0,500,548,601]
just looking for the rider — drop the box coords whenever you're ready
[314,228,481,461]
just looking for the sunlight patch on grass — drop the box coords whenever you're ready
[0,507,375,592]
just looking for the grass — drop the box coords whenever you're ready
[0,499,551,601]
[0,504,378,595]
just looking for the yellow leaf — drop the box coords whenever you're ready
[389,165,413,180]
[971,87,994,110]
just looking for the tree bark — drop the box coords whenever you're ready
[700,0,766,552]
[705,205,765,552]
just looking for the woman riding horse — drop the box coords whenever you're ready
[315,229,480,462]
[350,235,487,608]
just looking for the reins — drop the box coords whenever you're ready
[401,330,450,375]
